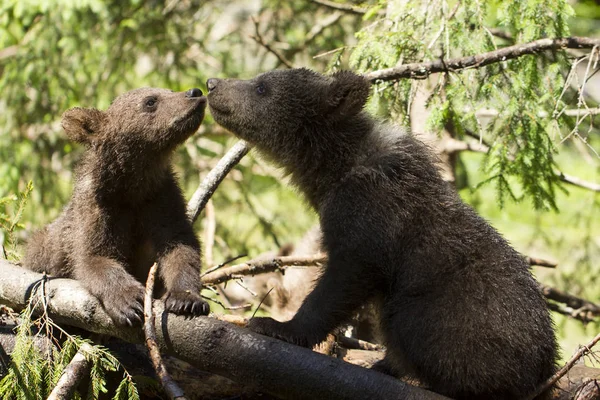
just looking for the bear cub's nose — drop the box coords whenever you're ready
[186,88,203,98]
[206,78,219,93]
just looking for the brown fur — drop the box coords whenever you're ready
[23,87,210,326]
[207,69,558,399]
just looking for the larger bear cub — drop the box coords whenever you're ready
[24,87,210,326]
[207,69,558,399]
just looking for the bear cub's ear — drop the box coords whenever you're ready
[61,107,107,145]
[325,71,370,121]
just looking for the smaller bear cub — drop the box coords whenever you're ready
[24,87,210,326]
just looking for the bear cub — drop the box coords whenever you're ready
[207,69,558,400]
[24,87,210,326]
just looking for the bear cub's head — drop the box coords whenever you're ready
[61,87,206,153]
[206,68,370,148]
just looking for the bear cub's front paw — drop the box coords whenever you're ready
[164,290,210,316]
[247,317,314,347]
[101,282,145,327]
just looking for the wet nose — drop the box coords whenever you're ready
[186,88,203,98]
[206,78,219,92]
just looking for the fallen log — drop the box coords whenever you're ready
[0,259,447,400]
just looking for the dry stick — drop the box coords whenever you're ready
[202,252,553,286]
[46,343,93,400]
[250,15,294,69]
[525,256,557,269]
[201,254,327,285]
[364,37,600,82]
[187,140,250,224]
[144,262,188,400]
[525,331,600,400]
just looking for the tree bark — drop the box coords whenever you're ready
[0,260,447,400]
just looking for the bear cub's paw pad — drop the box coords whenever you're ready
[247,317,311,347]
[164,291,210,316]
[102,283,145,327]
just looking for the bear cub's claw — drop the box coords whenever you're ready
[164,291,210,316]
[247,317,314,348]
[102,283,145,327]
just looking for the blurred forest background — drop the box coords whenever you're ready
[0,0,599,365]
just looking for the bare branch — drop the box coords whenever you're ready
[442,137,600,193]
[476,107,600,118]
[525,257,557,269]
[559,172,600,192]
[201,254,327,285]
[47,343,93,400]
[144,262,187,400]
[250,15,294,69]
[187,140,250,224]
[525,331,600,400]
[364,37,600,82]
[541,284,600,321]
[310,0,369,15]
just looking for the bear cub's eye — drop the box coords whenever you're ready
[256,83,266,95]
[144,97,158,111]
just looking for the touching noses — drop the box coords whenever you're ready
[186,88,203,98]
[206,78,220,93]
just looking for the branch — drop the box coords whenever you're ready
[541,284,600,323]
[310,0,369,15]
[144,262,187,400]
[201,254,327,285]
[250,16,294,69]
[476,107,600,118]
[525,256,557,269]
[364,37,600,82]
[0,260,446,400]
[47,343,92,400]
[186,140,250,224]
[442,137,600,193]
[559,172,600,192]
[525,331,600,400]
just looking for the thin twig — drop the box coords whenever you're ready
[365,37,600,82]
[250,15,294,69]
[187,140,250,223]
[201,254,327,285]
[144,262,188,400]
[200,254,247,278]
[47,344,93,400]
[250,287,275,319]
[525,331,600,400]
